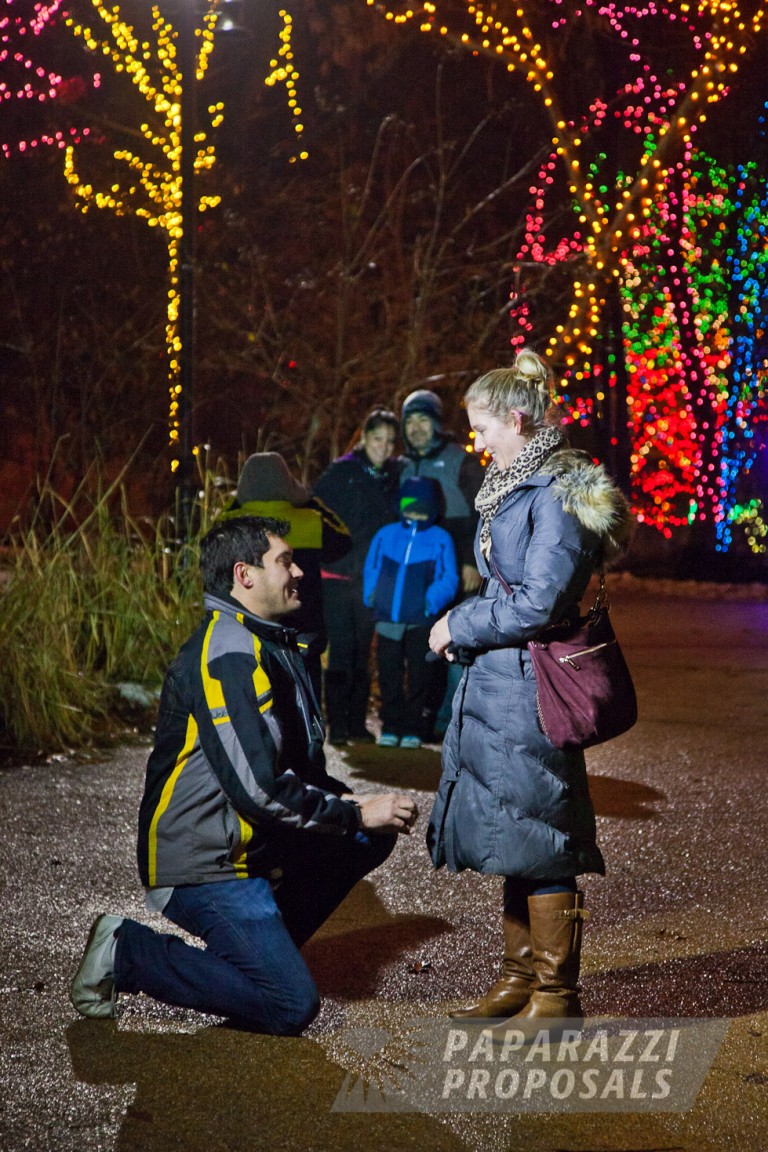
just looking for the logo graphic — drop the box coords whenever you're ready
[330,1017,730,1114]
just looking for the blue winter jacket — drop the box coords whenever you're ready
[363,520,458,625]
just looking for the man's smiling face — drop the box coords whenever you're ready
[236,534,303,621]
[404,411,436,455]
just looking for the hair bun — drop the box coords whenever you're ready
[514,349,550,393]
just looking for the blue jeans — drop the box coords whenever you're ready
[503,875,577,919]
[113,831,394,1034]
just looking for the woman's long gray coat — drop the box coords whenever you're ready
[426,450,633,880]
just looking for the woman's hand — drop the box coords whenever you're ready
[429,613,453,659]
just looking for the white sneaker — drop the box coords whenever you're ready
[70,914,124,1018]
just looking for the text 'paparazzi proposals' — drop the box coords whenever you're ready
[330,1017,730,1114]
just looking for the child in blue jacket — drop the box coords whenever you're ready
[363,476,458,748]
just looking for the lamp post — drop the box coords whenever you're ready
[177,0,197,542]
[175,1,249,542]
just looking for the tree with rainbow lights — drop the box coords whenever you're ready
[360,0,768,556]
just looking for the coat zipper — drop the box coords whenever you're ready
[392,521,418,622]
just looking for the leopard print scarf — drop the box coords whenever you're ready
[476,426,565,561]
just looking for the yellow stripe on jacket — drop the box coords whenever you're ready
[147,713,198,887]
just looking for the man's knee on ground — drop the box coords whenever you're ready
[261,981,320,1037]
[234,961,320,1036]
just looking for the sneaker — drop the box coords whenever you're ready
[377,733,399,747]
[70,914,124,1018]
[400,735,422,749]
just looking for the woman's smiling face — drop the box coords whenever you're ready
[362,424,396,467]
[466,403,526,470]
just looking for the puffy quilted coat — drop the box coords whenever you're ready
[426,450,633,880]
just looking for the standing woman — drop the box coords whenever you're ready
[427,350,633,1024]
[313,408,402,746]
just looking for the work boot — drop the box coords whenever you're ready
[450,911,535,1019]
[503,891,588,1027]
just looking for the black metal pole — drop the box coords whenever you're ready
[177,2,197,541]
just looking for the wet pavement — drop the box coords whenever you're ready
[2,577,768,1151]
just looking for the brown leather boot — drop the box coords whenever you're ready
[504,891,588,1025]
[450,911,535,1019]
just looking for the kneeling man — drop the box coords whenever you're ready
[71,516,418,1034]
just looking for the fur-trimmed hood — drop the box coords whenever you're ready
[539,449,634,562]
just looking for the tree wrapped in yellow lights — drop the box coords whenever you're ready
[62,0,223,472]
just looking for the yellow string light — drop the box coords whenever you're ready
[64,1,223,466]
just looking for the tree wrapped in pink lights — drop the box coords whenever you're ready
[0,0,98,159]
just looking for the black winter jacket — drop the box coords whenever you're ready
[137,594,360,889]
[312,448,401,581]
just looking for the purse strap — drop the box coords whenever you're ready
[489,552,513,596]
[490,551,608,618]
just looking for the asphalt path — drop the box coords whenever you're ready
[2,578,768,1151]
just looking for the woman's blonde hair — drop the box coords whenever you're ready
[464,349,556,433]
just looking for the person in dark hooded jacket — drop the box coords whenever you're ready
[400,389,484,588]
[312,409,402,745]
[427,349,634,1032]
[363,477,458,748]
[400,388,486,740]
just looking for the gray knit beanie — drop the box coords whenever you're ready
[401,389,443,428]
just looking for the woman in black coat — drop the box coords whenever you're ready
[428,349,633,1027]
[312,409,401,745]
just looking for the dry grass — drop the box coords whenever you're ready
[0,457,230,758]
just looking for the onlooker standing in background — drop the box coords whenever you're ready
[363,477,458,749]
[312,409,401,746]
[219,452,350,704]
[400,389,485,738]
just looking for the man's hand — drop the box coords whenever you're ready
[461,564,482,594]
[344,793,419,835]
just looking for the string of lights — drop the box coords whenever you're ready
[63,1,223,470]
[265,8,306,163]
[0,0,98,159]
[362,0,768,550]
[717,106,768,552]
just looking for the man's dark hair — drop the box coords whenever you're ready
[200,516,291,596]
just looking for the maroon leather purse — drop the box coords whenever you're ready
[492,558,637,750]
